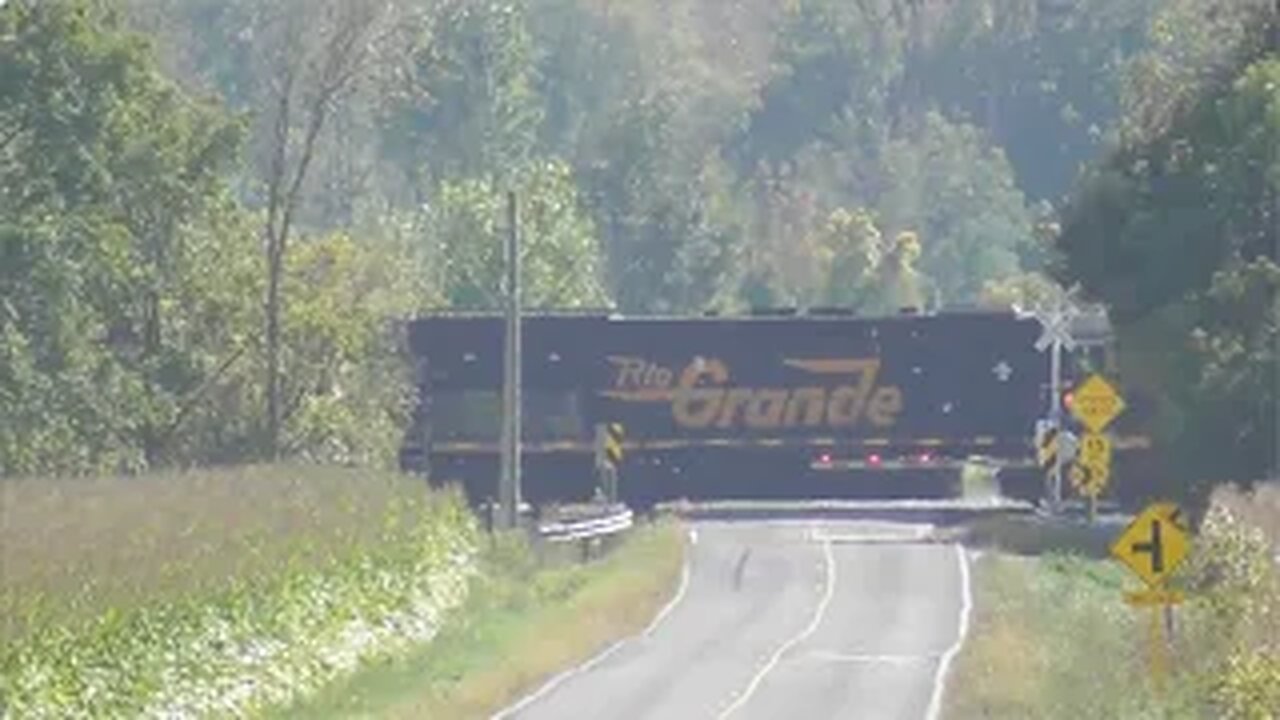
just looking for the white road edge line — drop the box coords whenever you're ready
[717,527,836,719]
[491,529,695,720]
[924,544,972,720]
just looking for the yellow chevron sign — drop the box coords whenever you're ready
[1037,426,1059,469]
[605,423,624,465]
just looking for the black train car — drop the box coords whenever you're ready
[400,309,1152,509]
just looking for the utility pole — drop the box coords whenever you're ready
[1049,330,1065,508]
[499,191,522,529]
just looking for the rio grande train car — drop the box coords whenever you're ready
[399,309,1152,509]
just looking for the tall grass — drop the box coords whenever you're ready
[0,465,479,718]
[1,465,444,640]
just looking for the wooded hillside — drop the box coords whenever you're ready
[1,0,1274,499]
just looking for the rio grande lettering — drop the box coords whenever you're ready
[605,356,903,430]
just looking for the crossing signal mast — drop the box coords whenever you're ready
[1018,284,1084,511]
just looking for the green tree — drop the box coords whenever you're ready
[1056,45,1279,501]
[0,1,422,475]
[1119,0,1275,146]
[912,0,1159,201]
[979,271,1063,311]
[727,0,906,175]
[278,229,424,466]
[382,0,543,194]
[425,158,609,310]
[250,0,393,457]
[0,1,247,474]
[815,207,883,309]
[865,230,938,314]
[527,0,642,164]
[875,112,1033,303]
[580,93,740,313]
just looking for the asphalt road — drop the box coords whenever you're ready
[496,518,971,720]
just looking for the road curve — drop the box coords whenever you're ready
[497,518,971,720]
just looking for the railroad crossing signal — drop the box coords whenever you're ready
[1111,502,1191,589]
[1023,283,1084,510]
[1070,374,1127,434]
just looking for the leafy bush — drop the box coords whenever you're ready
[1180,502,1280,719]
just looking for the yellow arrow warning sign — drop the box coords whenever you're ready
[1111,502,1191,588]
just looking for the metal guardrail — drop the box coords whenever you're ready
[538,507,634,543]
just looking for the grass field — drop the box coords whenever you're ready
[0,465,480,718]
[1,464,459,643]
[266,520,687,720]
[945,483,1280,719]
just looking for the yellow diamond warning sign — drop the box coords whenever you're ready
[1111,502,1190,588]
[1070,374,1127,433]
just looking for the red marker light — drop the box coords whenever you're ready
[1063,392,1075,409]
[868,453,882,466]
[917,452,933,464]
[818,453,832,464]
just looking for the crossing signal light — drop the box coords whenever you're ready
[1062,391,1075,410]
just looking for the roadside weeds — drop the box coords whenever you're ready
[264,520,686,720]
[944,488,1280,719]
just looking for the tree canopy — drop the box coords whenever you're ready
[2,0,1273,487]
[1055,1,1278,499]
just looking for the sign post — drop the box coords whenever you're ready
[1111,502,1191,691]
